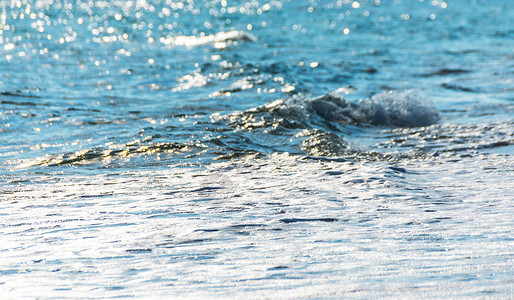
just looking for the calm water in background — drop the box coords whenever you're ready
[1,0,513,298]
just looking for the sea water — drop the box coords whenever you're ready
[1,0,513,298]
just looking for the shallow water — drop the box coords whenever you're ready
[1,0,513,298]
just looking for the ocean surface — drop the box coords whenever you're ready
[1,0,513,298]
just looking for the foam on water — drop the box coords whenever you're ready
[356,90,439,127]
[225,89,439,130]
[2,154,513,298]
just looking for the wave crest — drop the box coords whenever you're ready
[227,89,439,132]
[355,90,439,127]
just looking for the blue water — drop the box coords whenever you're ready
[1,0,513,298]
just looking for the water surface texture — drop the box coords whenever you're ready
[1,0,513,298]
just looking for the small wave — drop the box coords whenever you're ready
[419,68,471,77]
[440,83,477,92]
[0,91,41,99]
[300,130,350,157]
[160,31,257,48]
[15,142,196,168]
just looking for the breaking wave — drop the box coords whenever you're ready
[355,90,440,127]
[11,89,444,168]
[224,89,439,131]
[15,88,514,168]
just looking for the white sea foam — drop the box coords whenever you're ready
[356,90,439,127]
[247,89,439,128]
[2,154,512,298]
